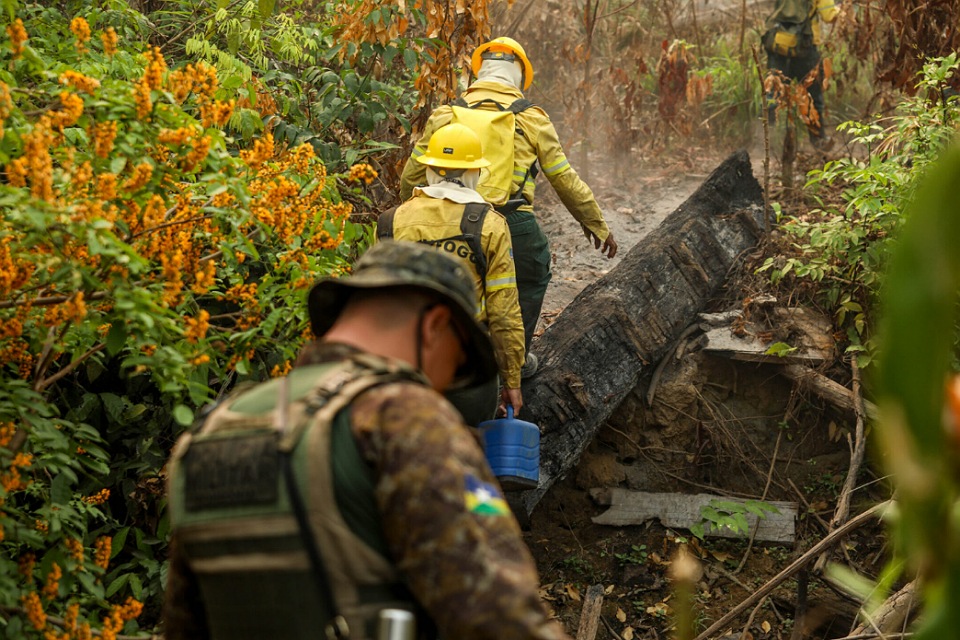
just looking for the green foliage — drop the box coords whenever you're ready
[0,5,376,635]
[874,140,960,640]
[757,54,960,360]
[614,544,649,567]
[690,499,780,540]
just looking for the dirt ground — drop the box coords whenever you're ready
[520,147,889,640]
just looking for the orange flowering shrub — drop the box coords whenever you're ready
[0,6,367,636]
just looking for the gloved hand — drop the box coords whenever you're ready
[583,225,618,258]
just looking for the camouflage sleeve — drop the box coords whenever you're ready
[351,383,571,640]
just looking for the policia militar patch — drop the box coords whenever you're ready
[182,432,280,511]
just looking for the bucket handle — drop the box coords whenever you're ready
[506,405,514,420]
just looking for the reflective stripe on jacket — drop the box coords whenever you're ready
[400,80,610,242]
[380,194,525,388]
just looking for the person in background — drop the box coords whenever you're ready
[763,0,840,149]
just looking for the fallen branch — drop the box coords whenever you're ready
[816,357,869,572]
[692,501,892,640]
[781,364,879,421]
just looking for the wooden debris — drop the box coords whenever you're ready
[701,306,835,364]
[575,584,605,640]
[514,151,765,518]
[781,364,879,421]
[590,489,797,543]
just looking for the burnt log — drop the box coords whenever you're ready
[515,150,764,517]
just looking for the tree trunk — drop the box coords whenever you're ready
[514,150,765,517]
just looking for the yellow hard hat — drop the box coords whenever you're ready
[472,36,534,91]
[415,123,491,170]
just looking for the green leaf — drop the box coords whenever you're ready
[258,0,276,19]
[173,404,194,426]
[106,321,128,356]
[112,526,130,559]
[50,473,71,505]
[106,573,130,598]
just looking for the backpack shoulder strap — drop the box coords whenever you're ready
[452,96,468,108]
[460,98,508,111]
[508,98,536,114]
[460,202,490,281]
[376,207,397,241]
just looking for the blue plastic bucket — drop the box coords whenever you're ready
[479,406,540,489]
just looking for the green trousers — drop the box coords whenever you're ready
[504,210,552,352]
[446,376,499,428]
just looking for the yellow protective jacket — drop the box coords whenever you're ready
[811,0,839,46]
[399,81,611,242]
[376,189,525,388]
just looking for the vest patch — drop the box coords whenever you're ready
[464,474,509,516]
[183,432,280,511]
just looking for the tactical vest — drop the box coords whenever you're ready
[168,354,430,639]
[763,0,815,56]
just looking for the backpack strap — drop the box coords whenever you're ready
[376,207,397,241]
[460,202,490,281]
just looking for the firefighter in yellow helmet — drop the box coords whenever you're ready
[379,123,525,426]
[400,37,618,379]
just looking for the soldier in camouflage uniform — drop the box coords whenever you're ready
[163,241,571,640]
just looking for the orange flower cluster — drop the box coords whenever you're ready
[22,590,46,630]
[93,536,111,570]
[347,162,378,185]
[236,77,278,117]
[83,488,110,505]
[49,92,84,129]
[10,119,55,201]
[158,126,211,172]
[97,172,118,201]
[64,536,85,564]
[0,81,12,140]
[0,241,34,297]
[227,349,256,372]
[43,602,90,640]
[184,309,210,344]
[7,18,27,58]
[69,16,90,54]
[239,132,275,168]
[189,353,210,366]
[122,162,153,193]
[191,259,216,294]
[60,70,100,94]
[100,597,143,640]
[0,422,14,447]
[201,98,234,128]
[133,79,151,120]
[160,248,185,306]
[92,121,118,158]
[19,552,36,581]
[143,46,167,90]
[271,361,292,378]
[223,283,258,309]
[1,451,33,492]
[42,563,62,600]
[35,519,48,533]
[101,26,118,56]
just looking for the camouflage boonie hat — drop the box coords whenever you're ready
[308,240,498,389]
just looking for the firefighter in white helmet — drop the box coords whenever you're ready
[400,37,618,379]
